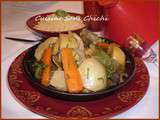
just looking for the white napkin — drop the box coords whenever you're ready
[2,31,40,61]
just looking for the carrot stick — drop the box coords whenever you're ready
[61,48,83,93]
[96,42,109,48]
[41,46,52,86]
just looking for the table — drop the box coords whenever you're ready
[1,1,159,119]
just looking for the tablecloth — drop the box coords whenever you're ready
[1,1,159,119]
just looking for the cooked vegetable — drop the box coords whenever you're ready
[34,37,58,61]
[88,44,120,78]
[80,29,100,47]
[72,32,85,52]
[32,30,127,93]
[112,46,125,66]
[78,58,107,92]
[83,88,92,93]
[71,32,85,64]
[61,48,83,93]
[52,40,60,55]
[50,70,67,91]
[108,44,126,70]
[95,42,109,49]
[59,33,79,49]
[41,46,52,86]
[97,38,112,43]
[59,32,85,65]
[52,55,62,70]
[59,34,69,48]
[32,61,45,80]
[72,49,85,65]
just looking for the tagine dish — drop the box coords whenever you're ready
[23,29,135,101]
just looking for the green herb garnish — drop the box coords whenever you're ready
[55,9,68,17]
[90,44,120,78]
[98,38,112,44]
[32,61,46,80]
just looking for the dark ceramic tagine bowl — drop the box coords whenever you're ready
[23,40,135,102]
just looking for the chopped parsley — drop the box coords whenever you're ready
[55,9,68,17]
[97,38,112,44]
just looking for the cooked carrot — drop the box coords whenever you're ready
[41,46,52,86]
[96,42,109,48]
[61,48,83,93]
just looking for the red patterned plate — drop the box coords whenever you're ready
[8,50,149,119]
